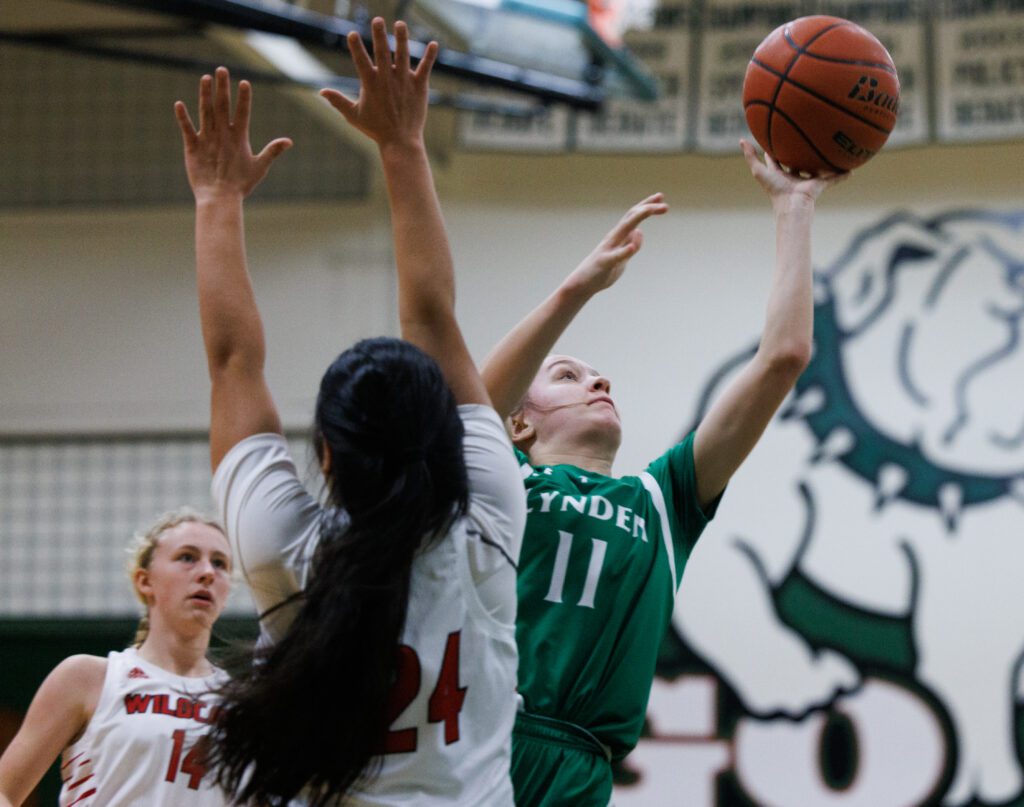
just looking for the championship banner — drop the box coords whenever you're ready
[805,0,930,147]
[694,1,802,152]
[575,6,695,152]
[456,0,1024,154]
[613,208,1024,807]
[458,90,572,152]
[935,0,1024,142]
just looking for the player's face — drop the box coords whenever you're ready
[520,355,621,447]
[141,522,233,631]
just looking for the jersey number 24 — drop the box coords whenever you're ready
[383,631,467,754]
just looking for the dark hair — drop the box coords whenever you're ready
[209,337,469,806]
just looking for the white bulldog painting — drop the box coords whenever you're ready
[614,209,1024,807]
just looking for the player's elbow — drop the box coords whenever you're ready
[763,341,812,383]
[399,298,457,336]
[206,345,265,380]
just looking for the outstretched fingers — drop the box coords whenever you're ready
[606,193,668,245]
[394,20,411,73]
[233,79,253,133]
[198,73,214,134]
[414,39,439,81]
[214,66,232,128]
[173,100,198,145]
[347,29,376,86]
[255,137,294,172]
[370,17,392,73]
[319,88,358,124]
[740,138,765,176]
[605,232,642,264]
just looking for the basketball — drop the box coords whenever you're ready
[742,15,899,176]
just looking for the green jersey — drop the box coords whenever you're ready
[514,432,717,759]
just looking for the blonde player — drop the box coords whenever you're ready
[0,510,233,807]
[174,18,526,807]
[482,145,848,804]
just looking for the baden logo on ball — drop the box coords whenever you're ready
[742,16,900,176]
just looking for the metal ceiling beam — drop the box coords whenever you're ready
[84,0,608,109]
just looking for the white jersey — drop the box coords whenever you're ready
[59,647,230,807]
[212,404,526,806]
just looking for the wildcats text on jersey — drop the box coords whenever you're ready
[124,693,222,724]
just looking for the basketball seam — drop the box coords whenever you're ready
[746,100,843,173]
[766,20,851,158]
[748,58,893,135]
[783,22,896,74]
[789,52,897,73]
[784,19,849,50]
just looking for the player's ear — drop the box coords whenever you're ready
[134,567,154,603]
[509,413,535,445]
[320,439,332,476]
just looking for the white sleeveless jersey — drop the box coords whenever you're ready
[213,405,526,806]
[349,522,519,806]
[59,648,230,807]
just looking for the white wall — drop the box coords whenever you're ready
[2,138,1021,476]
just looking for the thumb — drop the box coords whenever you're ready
[320,88,359,125]
[604,240,639,266]
[255,137,293,169]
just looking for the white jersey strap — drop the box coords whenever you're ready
[639,472,678,603]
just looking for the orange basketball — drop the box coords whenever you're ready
[742,15,899,176]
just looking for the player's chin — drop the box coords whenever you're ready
[591,406,621,429]
[594,414,623,444]
[185,600,224,625]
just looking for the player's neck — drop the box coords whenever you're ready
[530,446,615,476]
[137,624,214,678]
[530,430,618,476]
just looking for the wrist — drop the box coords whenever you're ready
[193,187,246,208]
[378,138,428,164]
[772,192,816,216]
[557,275,598,306]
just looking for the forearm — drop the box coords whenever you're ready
[692,195,816,505]
[194,194,267,375]
[379,141,455,331]
[481,281,593,419]
[758,195,816,372]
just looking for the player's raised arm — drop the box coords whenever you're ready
[321,19,487,405]
[692,139,848,508]
[174,68,292,470]
[480,194,667,420]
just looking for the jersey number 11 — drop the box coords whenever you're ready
[544,531,608,609]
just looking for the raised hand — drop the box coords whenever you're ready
[320,18,439,149]
[741,139,848,207]
[565,193,669,296]
[174,67,292,203]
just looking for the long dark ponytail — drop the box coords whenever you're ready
[209,337,469,805]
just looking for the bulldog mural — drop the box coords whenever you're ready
[615,210,1024,807]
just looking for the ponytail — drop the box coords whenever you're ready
[131,613,151,649]
[208,338,468,805]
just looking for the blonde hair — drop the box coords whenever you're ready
[126,507,227,648]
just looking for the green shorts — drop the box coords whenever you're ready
[511,712,613,807]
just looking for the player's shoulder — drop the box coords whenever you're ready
[53,654,108,681]
[36,654,108,719]
[50,654,108,692]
